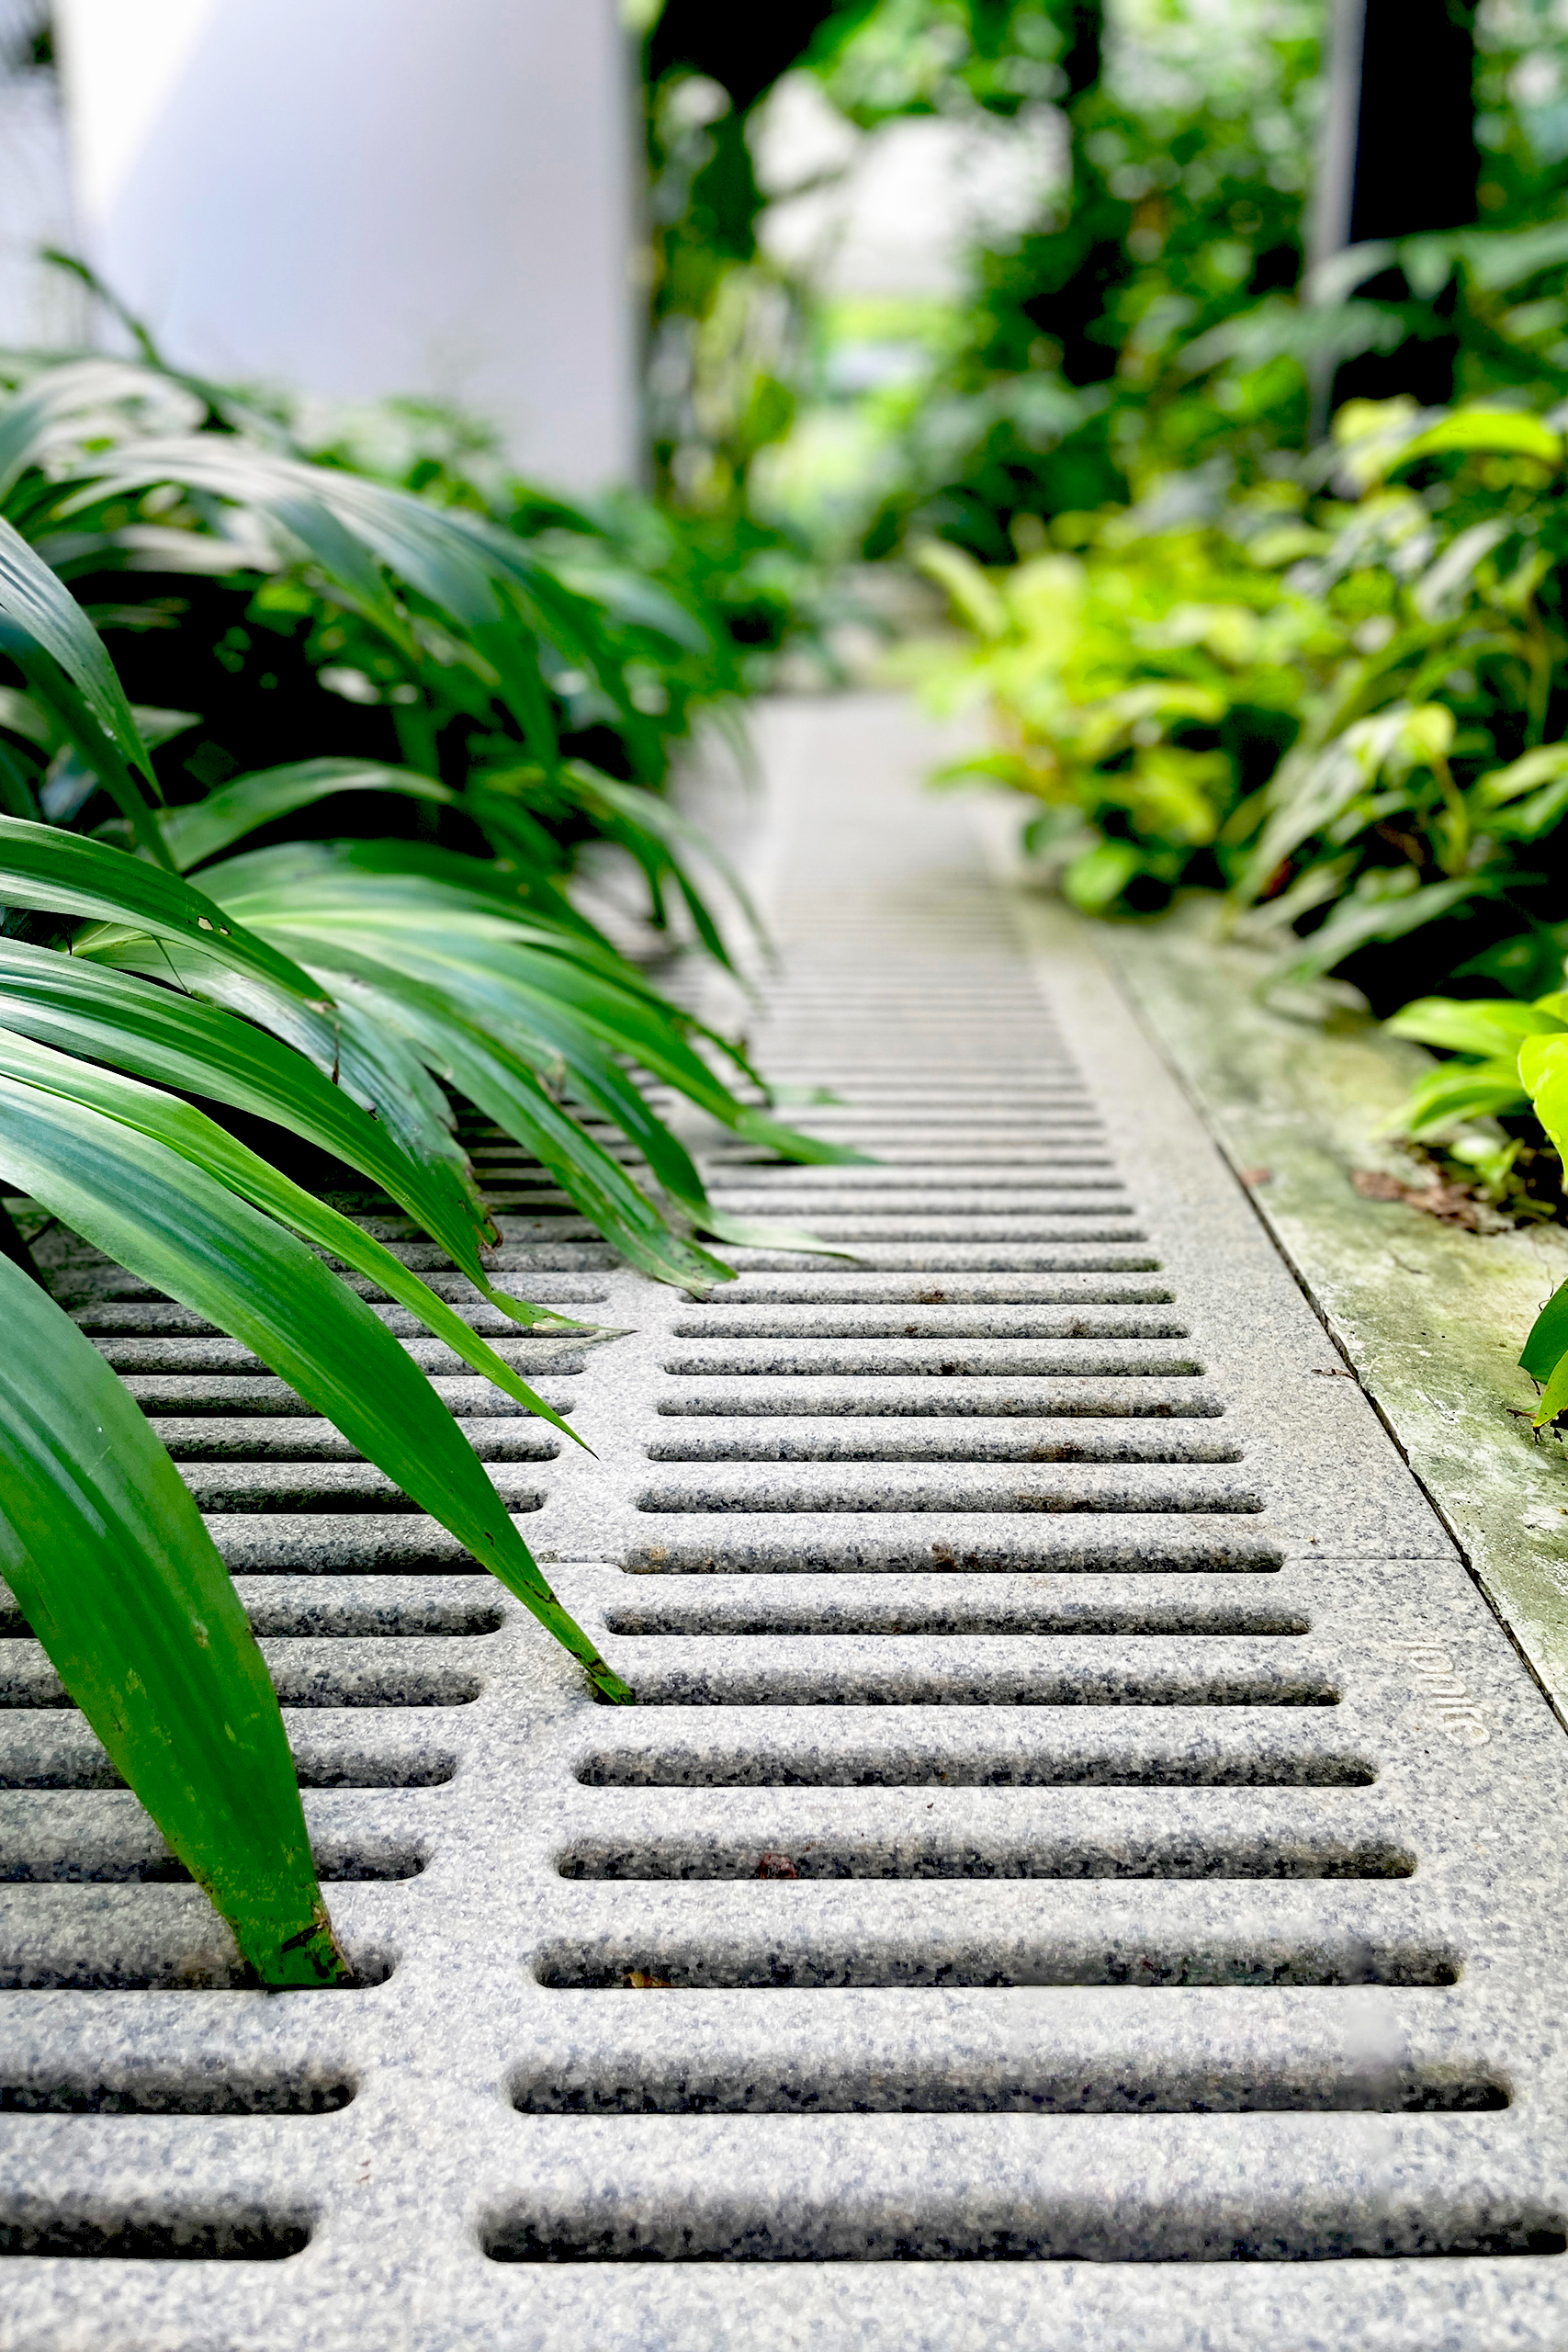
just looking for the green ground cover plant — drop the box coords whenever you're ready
[916,392,1568,1009]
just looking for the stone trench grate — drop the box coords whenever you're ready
[3,697,1568,2348]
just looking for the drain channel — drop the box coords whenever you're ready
[4,705,1568,2346]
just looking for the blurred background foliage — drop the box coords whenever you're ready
[631,0,1568,1022]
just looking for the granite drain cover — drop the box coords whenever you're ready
[2,699,1566,2349]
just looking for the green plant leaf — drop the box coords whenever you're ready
[0,1069,631,1700]
[0,514,157,792]
[1393,1055,1529,1137]
[1385,997,1565,1056]
[1393,410,1563,469]
[0,938,581,1332]
[160,757,456,873]
[330,967,735,1291]
[1522,1277,1568,1392]
[0,815,322,1002]
[0,1251,345,1985]
[1518,1032,1568,1162]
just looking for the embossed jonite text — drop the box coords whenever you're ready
[1388,1638,1490,1746]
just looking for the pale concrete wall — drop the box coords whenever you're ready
[53,0,639,487]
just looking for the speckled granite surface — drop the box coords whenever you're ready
[3,696,1568,2350]
[1094,886,1568,1726]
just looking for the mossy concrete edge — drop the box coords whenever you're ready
[1111,899,1568,1718]
[976,795,1568,1721]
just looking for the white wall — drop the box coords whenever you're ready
[53,0,639,488]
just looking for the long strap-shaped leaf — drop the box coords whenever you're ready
[158,757,456,875]
[330,969,734,1291]
[0,815,321,1003]
[0,1075,632,1702]
[74,924,494,1238]
[0,514,157,793]
[0,1026,587,1443]
[0,1253,345,1984]
[0,939,582,1334]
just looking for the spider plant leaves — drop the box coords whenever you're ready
[0,1023,585,1438]
[0,1252,347,1987]
[158,758,456,875]
[0,619,168,861]
[0,515,158,799]
[329,968,734,1291]
[0,941,581,1337]
[0,815,322,1003]
[0,356,198,506]
[0,1066,629,1699]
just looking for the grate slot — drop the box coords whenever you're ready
[668,1311,1190,1339]
[660,1345,1200,1377]
[699,1277,1177,1302]
[635,1471,1259,1514]
[3,1649,485,1709]
[595,1665,1336,1707]
[645,1423,1242,1464]
[532,1939,1457,1991]
[573,1736,1374,1789]
[656,1379,1224,1418]
[482,2204,1563,2266]
[620,1529,1284,1572]
[0,2211,311,2261]
[556,1839,1413,1883]
[0,2071,355,2116]
[510,2049,1506,2117]
[601,1595,1303,1635]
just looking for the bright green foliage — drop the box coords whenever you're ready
[919,392,1568,996]
[907,496,1348,910]
[0,1254,346,1984]
[1386,991,1567,1145]
[1517,1033,1568,1425]
[1384,988,1568,1426]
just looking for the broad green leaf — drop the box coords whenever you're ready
[0,1074,631,1701]
[1393,409,1563,470]
[1518,1033,1568,1168]
[0,1251,344,1985]
[1522,1277,1568,1395]
[160,757,455,874]
[1385,997,1565,1056]
[1394,1056,1529,1137]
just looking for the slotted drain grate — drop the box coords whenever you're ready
[4,697,1568,2348]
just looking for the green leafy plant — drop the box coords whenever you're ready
[905,494,1344,910]
[0,368,855,1986]
[912,393,1568,1005]
[0,1253,345,1985]
[1383,986,1568,1424]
